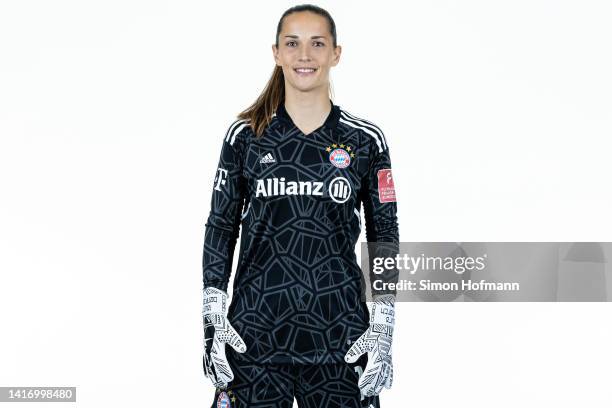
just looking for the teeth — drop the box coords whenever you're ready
[295,68,315,73]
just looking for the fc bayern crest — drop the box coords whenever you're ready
[217,391,232,408]
[326,143,355,168]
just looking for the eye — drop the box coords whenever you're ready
[286,41,297,47]
[313,41,325,47]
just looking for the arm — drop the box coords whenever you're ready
[202,119,249,388]
[202,119,249,291]
[361,130,400,298]
[346,125,399,397]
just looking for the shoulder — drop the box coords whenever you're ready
[337,108,388,153]
[223,118,253,147]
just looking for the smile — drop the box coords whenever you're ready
[294,67,317,75]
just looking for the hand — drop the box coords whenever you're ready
[202,287,247,388]
[344,294,395,397]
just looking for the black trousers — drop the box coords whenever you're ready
[209,350,380,408]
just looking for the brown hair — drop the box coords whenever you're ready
[237,4,338,137]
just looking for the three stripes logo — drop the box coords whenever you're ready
[338,110,387,154]
[260,152,276,164]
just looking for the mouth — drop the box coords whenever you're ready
[294,67,318,76]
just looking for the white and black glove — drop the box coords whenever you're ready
[202,287,247,389]
[344,294,395,397]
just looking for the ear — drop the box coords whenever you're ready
[331,45,342,67]
[272,44,281,66]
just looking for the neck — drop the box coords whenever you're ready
[283,85,332,134]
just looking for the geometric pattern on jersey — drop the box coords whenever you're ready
[203,99,399,365]
[208,349,381,408]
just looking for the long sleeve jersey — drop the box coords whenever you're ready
[202,100,399,365]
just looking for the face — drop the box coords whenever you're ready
[272,11,341,93]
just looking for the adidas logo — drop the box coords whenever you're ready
[259,153,276,164]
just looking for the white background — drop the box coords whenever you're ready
[1,0,611,407]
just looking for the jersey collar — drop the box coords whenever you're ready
[274,99,341,132]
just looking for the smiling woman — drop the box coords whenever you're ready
[202,4,400,408]
[236,5,341,137]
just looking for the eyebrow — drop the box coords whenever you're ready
[284,35,327,40]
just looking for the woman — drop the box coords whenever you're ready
[202,4,399,408]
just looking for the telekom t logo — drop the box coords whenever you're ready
[214,168,228,191]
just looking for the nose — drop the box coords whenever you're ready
[298,44,311,62]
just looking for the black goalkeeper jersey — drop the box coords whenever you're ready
[203,100,399,365]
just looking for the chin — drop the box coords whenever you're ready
[288,80,323,93]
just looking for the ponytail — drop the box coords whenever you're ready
[237,65,285,138]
